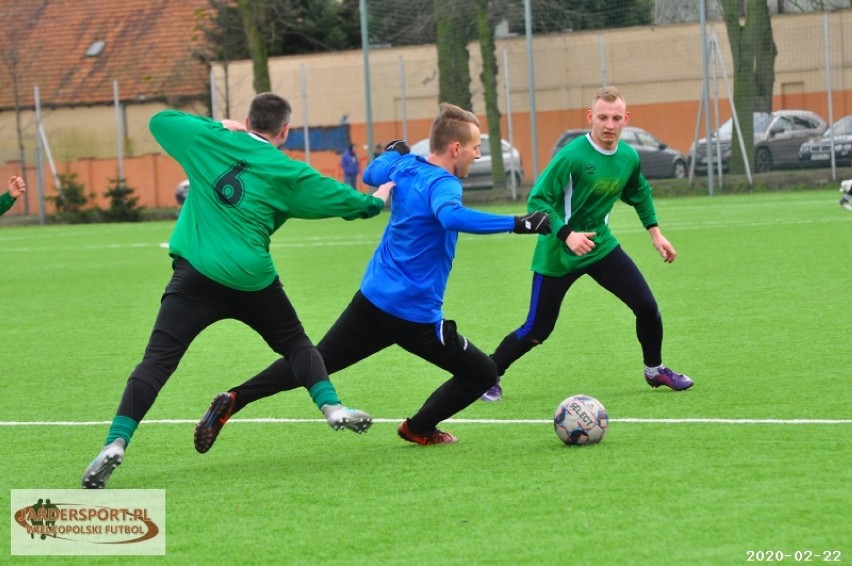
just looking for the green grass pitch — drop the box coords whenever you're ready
[1,190,850,564]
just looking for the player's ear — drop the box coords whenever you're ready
[279,122,290,144]
[623,111,631,126]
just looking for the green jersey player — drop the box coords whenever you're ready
[82,93,393,488]
[482,86,693,402]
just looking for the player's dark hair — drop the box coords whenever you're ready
[248,93,293,135]
[429,103,480,153]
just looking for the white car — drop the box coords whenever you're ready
[409,134,524,189]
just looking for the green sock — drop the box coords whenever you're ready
[309,380,341,411]
[105,415,138,448]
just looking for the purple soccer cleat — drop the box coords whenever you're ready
[480,375,503,402]
[644,366,694,391]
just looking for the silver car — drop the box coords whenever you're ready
[409,134,524,189]
[690,110,827,173]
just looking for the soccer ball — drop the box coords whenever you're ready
[553,394,608,445]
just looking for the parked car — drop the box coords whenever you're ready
[550,127,688,179]
[408,134,524,189]
[689,110,827,173]
[550,129,591,158]
[798,115,852,168]
[620,127,688,179]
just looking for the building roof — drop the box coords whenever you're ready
[0,0,214,110]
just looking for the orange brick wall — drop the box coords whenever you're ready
[2,89,850,218]
[0,149,375,217]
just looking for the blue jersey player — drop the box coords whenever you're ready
[194,103,551,448]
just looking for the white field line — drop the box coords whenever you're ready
[0,417,849,427]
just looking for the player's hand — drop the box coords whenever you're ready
[372,181,395,204]
[652,235,676,263]
[384,139,410,155]
[513,211,551,235]
[7,176,26,198]
[566,231,596,255]
[648,226,676,263]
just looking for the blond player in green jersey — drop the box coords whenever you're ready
[482,86,693,402]
[82,93,393,488]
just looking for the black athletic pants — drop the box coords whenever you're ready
[116,258,326,422]
[231,290,497,433]
[491,246,664,375]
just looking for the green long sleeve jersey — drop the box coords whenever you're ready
[528,134,658,276]
[150,110,385,291]
[0,192,16,216]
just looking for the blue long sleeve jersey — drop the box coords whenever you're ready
[361,151,515,323]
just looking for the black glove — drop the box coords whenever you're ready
[513,211,552,235]
[384,139,410,155]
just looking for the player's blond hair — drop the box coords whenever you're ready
[593,86,626,107]
[429,103,480,153]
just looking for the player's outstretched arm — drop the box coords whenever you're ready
[149,110,216,162]
[220,119,247,132]
[435,204,550,236]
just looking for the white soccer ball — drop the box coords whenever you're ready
[553,394,608,445]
